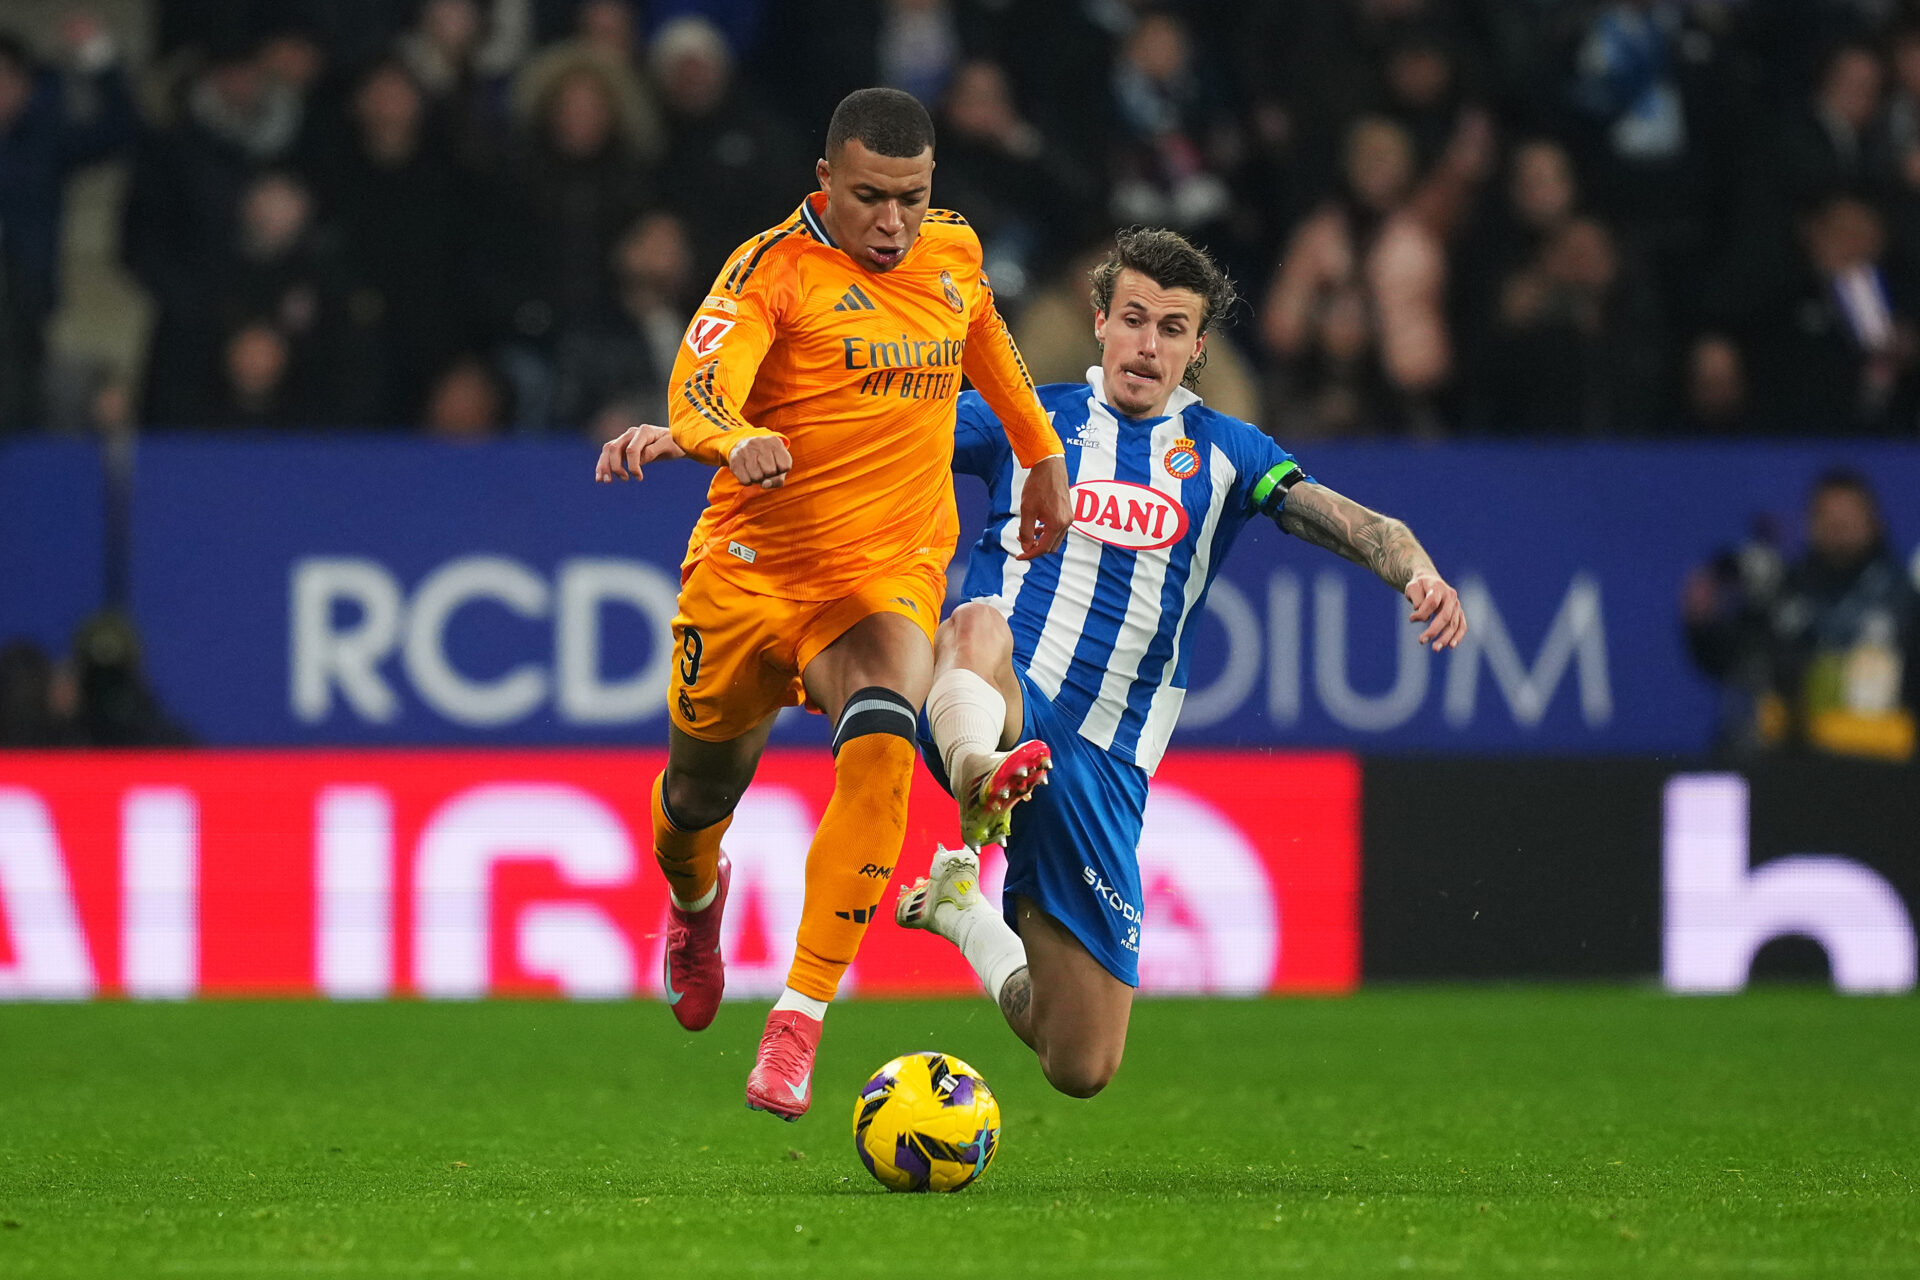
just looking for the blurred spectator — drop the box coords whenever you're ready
[214,318,299,427]
[1876,22,1920,305]
[424,353,510,438]
[1883,23,1920,168]
[1466,215,1668,434]
[210,171,351,420]
[318,59,472,425]
[1565,3,1692,188]
[0,639,66,746]
[651,15,808,276]
[0,16,134,432]
[1261,116,1451,437]
[1105,10,1237,239]
[934,59,1102,304]
[554,209,696,433]
[1679,332,1755,433]
[1750,194,1916,432]
[1380,27,1476,175]
[649,0,772,61]
[64,612,192,746]
[395,0,518,173]
[1457,138,1582,341]
[1685,468,1920,760]
[1560,1,1736,330]
[876,0,966,106]
[154,1,400,76]
[123,34,311,424]
[1774,40,1886,206]
[514,1,665,164]
[489,45,657,427]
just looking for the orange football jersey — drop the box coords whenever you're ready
[667,192,1063,600]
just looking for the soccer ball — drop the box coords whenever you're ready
[851,1052,1001,1193]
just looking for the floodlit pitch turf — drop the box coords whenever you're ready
[2,991,1915,1277]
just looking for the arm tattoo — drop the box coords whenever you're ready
[1279,483,1436,593]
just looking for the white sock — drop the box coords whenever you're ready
[927,668,1006,795]
[935,897,1028,1004]
[773,987,829,1021]
[670,882,717,912]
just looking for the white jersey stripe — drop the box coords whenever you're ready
[1077,415,1192,749]
[1024,402,1117,700]
[1136,441,1238,772]
[986,458,1035,620]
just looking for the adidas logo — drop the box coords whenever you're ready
[834,906,878,923]
[832,284,878,312]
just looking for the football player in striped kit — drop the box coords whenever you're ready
[896,228,1467,1098]
[599,227,1466,1101]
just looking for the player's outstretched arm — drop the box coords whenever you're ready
[594,424,685,482]
[1279,482,1467,650]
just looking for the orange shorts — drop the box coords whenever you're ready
[667,555,947,742]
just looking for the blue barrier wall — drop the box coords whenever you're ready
[0,437,107,653]
[7,433,1919,751]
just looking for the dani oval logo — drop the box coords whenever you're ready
[1070,480,1190,551]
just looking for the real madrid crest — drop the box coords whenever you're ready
[939,270,965,314]
[1163,437,1201,480]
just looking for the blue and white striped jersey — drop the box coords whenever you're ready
[955,368,1307,774]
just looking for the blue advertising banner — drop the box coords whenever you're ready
[0,437,106,655]
[90,434,1920,751]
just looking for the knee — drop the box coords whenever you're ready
[1039,1045,1122,1099]
[942,601,1012,659]
[661,768,742,831]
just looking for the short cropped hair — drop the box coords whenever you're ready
[825,87,936,159]
[1089,227,1239,387]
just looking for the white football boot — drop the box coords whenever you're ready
[896,844,982,938]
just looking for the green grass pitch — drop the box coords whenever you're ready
[2,989,1915,1277]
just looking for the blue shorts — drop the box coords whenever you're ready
[917,668,1151,986]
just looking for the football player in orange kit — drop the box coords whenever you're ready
[596,88,1070,1119]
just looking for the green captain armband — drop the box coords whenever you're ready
[1249,461,1304,516]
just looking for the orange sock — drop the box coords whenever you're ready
[786,732,916,1001]
[652,772,730,908]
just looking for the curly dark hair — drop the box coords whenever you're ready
[1088,227,1238,388]
[825,87,936,159]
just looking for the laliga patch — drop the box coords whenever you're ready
[1163,437,1201,480]
[939,270,965,313]
[685,315,736,359]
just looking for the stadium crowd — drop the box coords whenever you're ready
[8,0,1920,442]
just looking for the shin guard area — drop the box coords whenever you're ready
[651,772,730,907]
[789,689,918,1000]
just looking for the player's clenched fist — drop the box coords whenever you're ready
[728,436,793,491]
[1018,455,1071,560]
[595,424,684,482]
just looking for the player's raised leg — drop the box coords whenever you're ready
[653,718,774,1031]
[925,601,1051,849]
[745,611,933,1120]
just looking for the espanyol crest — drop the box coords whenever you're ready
[1162,437,1201,480]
